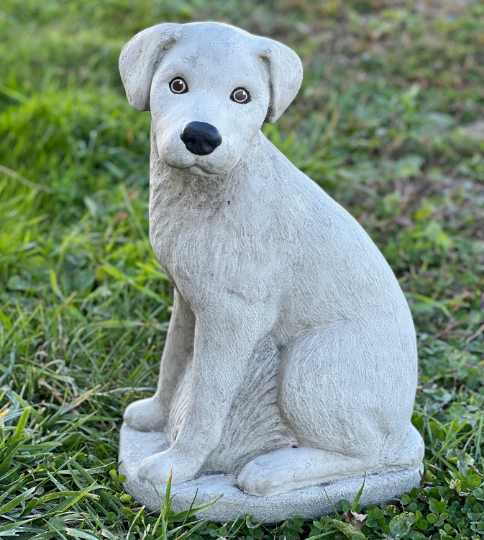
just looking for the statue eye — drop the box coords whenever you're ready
[230,87,250,104]
[170,77,188,94]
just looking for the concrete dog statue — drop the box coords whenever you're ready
[119,21,424,500]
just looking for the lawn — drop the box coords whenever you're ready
[1,0,484,538]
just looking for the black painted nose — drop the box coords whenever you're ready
[180,121,222,156]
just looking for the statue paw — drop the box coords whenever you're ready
[138,448,200,485]
[124,397,165,432]
[237,458,277,496]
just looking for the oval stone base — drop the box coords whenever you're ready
[119,423,423,524]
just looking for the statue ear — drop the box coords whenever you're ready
[119,23,181,112]
[257,38,303,123]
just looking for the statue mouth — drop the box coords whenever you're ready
[173,162,223,177]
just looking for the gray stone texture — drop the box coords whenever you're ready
[117,21,424,521]
[120,424,423,523]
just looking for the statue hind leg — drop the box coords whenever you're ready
[237,323,424,496]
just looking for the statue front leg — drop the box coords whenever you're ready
[124,289,195,432]
[138,301,275,484]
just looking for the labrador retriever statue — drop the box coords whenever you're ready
[119,21,424,500]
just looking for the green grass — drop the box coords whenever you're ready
[1,0,484,538]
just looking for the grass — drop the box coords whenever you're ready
[1,0,484,538]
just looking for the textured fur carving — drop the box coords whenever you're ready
[119,21,424,497]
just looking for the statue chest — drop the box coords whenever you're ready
[149,198,277,306]
[149,204,205,282]
[148,189,232,286]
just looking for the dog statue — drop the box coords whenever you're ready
[119,21,424,503]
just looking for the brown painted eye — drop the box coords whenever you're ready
[169,77,188,94]
[230,87,250,104]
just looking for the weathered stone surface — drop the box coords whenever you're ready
[120,424,423,523]
[117,21,424,521]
